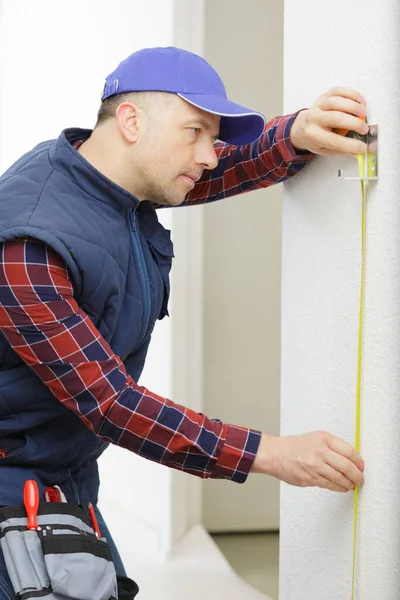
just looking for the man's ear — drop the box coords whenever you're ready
[115,102,142,143]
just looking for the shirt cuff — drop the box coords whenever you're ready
[275,110,315,163]
[211,424,262,484]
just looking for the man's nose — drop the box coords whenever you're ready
[195,144,218,171]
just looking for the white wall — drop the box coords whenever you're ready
[0,0,171,169]
[169,0,206,544]
[281,1,400,598]
[0,0,204,568]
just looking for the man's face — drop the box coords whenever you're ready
[133,95,220,206]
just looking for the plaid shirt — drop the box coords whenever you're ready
[0,113,312,483]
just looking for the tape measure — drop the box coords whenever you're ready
[351,151,366,600]
[335,116,371,599]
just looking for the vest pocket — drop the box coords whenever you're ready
[148,237,174,319]
[0,433,28,463]
[42,534,117,599]
[1,529,49,595]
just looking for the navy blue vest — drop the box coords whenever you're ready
[0,128,173,506]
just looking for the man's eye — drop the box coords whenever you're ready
[191,128,201,135]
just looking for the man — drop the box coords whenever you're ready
[0,47,367,594]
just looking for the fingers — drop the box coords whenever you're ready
[317,110,369,137]
[318,96,367,120]
[306,126,367,155]
[302,455,357,492]
[315,461,355,491]
[314,475,352,494]
[313,146,366,157]
[300,467,355,493]
[323,87,367,106]
[326,452,364,488]
[315,142,366,156]
[327,435,365,472]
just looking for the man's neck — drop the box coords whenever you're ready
[76,131,143,200]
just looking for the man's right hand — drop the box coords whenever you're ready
[250,431,364,493]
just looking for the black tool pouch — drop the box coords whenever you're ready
[0,503,139,600]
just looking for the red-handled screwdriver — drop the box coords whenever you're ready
[88,503,101,539]
[24,480,39,531]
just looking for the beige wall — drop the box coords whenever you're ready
[202,0,284,532]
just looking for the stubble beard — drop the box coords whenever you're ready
[143,171,187,207]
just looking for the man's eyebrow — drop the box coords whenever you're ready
[185,118,220,141]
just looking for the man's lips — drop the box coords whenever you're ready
[182,173,202,184]
[180,173,201,188]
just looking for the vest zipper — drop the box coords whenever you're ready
[130,209,152,348]
[70,472,80,504]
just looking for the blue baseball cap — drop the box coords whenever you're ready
[101,46,266,145]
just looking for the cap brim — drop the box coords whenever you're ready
[178,93,265,145]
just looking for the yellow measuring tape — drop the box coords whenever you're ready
[351,150,369,600]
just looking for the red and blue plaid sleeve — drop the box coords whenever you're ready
[0,238,261,483]
[179,111,313,206]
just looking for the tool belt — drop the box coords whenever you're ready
[0,502,139,600]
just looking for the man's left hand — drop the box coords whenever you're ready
[290,87,369,156]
